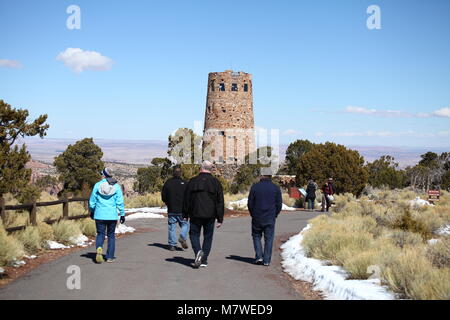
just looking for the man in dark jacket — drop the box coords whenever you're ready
[247,175,282,266]
[183,161,224,268]
[305,179,317,211]
[162,166,189,251]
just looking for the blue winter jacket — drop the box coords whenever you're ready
[247,178,282,224]
[89,179,125,220]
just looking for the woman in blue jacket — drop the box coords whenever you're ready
[89,168,125,263]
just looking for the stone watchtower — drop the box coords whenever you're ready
[202,70,256,164]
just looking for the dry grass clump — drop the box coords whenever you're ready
[37,222,54,244]
[0,223,24,267]
[15,226,42,254]
[303,188,450,299]
[52,220,82,245]
[78,218,97,237]
[426,239,450,269]
[125,192,164,208]
[382,247,450,300]
[282,193,297,207]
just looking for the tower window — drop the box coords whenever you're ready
[219,83,225,91]
[244,84,248,92]
[210,80,215,91]
[208,106,212,113]
[231,83,238,91]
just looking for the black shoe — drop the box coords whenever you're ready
[255,259,263,265]
[263,262,270,267]
[178,237,188,249]
[200,261,208,268]
[194,250,204,268]
[169,245,176,251]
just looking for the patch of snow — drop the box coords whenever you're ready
[435,225,450,236]
[428,239,440,245]
[125,207,167,214]
[45,240,70,250]
[409,197,430,208]
[282,203,296,211]
[115,224,135,234]
[24,255,37,259]
[227,198,249,210]
[11,260,26,268]
[125,208,166,220]
[227,198,296,211]
[69,234,90,246]
[280,224,396,300]
[0,267,4,274]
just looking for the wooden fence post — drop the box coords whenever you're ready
[63,197,69,220]
[29,202,37,226]
[0,196,5,225]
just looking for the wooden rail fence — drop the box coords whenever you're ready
[0,197,90,233]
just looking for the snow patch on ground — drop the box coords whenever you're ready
[428,239,440,245]
[69,234,90,246]
[125,207,166,220]
[436,225,450,236]
[409,197,430,208]
[227,198,296,211]
[45,240,70,250]
[280,225,396,300]
[24,255,37,259]
[115,224,136,234]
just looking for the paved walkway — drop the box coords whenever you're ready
[0,211,319,300]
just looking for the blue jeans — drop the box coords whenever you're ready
[189,218,215,263]
[95,220,117,260]
[168,214,189,246]
[252,220,275,265]
[307,198,315,210]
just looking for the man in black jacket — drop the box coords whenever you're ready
[247,175,282,266]
[162,167,189,251]
[182,161,224,268]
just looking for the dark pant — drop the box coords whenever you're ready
[252,220,275,265]
[95,220,117,260]
[306,197,315,210]
[189,218,215,263]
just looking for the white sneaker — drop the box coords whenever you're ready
[194,250,204,268]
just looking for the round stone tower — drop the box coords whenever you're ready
[203,70,256,164]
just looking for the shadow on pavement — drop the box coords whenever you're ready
[148,243,184,251]
[165,256,194,268]
[80,252,96,263]
[225,255,255,265]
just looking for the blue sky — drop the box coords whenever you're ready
[1,0,449,148]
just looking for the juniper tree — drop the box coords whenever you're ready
[54,138,104,193]
[0,100,49,200]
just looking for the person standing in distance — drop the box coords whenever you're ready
[89,168,125,263]
[247,174,282,266]
[162,166,189,251]
[183,161,224,268]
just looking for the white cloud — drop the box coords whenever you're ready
[345,106,450,119]
[432,107,450,118]
[0,59,22,68]
[345,106,377,115]
[282,129,301,136]
[57,48,113,73]
[345,106,411,118]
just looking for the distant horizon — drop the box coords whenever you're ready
[19,136,449,168]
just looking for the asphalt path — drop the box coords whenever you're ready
[0,211,319,300]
